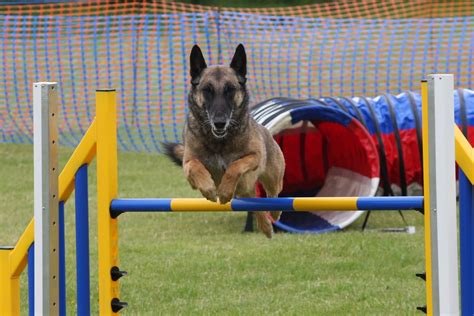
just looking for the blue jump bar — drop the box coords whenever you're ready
[110,196,424,215]
[356,197,424,210]
[111,198,171,212]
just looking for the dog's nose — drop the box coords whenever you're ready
[214,122,226,130]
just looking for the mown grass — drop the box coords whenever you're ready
[0,143,426,315]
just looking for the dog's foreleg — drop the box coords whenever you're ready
[183,159,217,202]
[217,154,259,204]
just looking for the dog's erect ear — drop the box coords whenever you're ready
[230,44,246,85]
[190,45,207,85]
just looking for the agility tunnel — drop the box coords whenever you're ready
[252,89,474,233]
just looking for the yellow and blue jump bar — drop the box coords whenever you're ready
[110,196,423,217]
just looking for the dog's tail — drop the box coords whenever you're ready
[162,142,184,166]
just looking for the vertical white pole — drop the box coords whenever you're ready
[427,74,459,315]
[34,82,59,315]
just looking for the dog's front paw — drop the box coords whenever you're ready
[217,182,235,204]
[199,184,217,202]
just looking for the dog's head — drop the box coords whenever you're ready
[188,44,248,139]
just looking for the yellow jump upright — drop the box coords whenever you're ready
[421,80,433,316]
[0,248,17,316]
[96,89,124,315]
[0,220,35,316]
[0,247,19,316]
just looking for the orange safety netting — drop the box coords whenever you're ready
[0,0,472,151]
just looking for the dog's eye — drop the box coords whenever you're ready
[224,85,235,96]
[202,86,214,97]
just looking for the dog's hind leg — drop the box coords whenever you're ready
[237,180,255,233]
[255,211,274,239]
[236,175,274,239]
[243,212,254,233]
[260,171,284,223]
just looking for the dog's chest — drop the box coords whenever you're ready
[202,153,237,181]
[204,154,230,172]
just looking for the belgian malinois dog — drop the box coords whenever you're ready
[163,44,285,238]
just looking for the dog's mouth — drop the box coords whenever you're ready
[211,127,227,138]
[207,110,232,139]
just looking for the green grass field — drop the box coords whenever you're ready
[0,142,426,315]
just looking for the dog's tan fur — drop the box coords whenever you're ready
[164,44,285,238]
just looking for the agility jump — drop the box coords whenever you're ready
[1,74,473,315]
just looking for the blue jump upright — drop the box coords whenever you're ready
[27,245,34,316]
[75,164,90,315]
[460,170,474,314]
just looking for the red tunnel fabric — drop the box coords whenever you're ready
[253,101,379,233]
